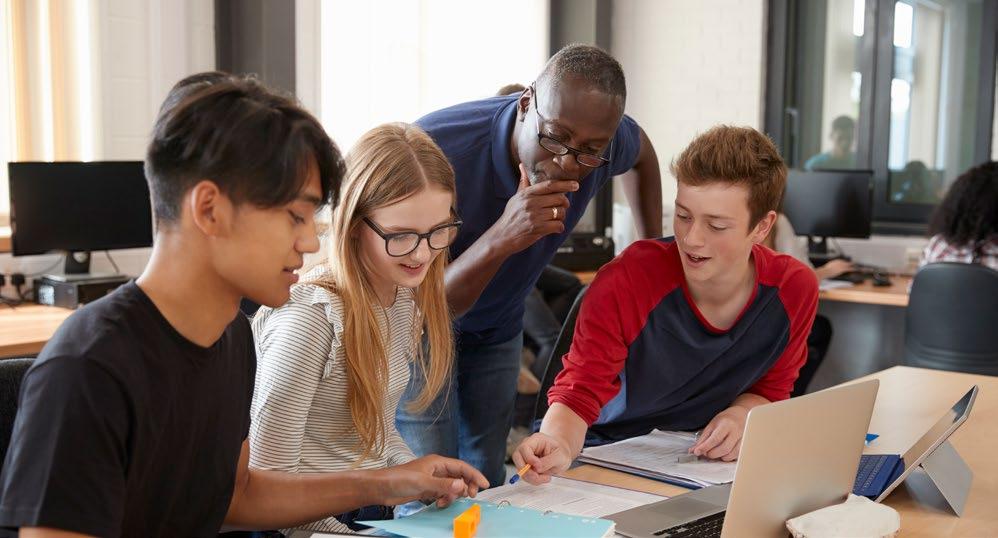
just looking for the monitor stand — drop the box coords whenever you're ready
[806,236,838,266]
[41,251,120,283]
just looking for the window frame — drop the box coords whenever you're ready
[765,0,998,235]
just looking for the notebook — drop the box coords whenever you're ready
[576,429,737,489]
[475,476,665,518]
[357,497,616,538]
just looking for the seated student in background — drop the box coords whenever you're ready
[762,214,850,396]
[0,73,485,538]
[249,123,465,534]
[513,126,819,484]
[919,161,998,271]
[804,115,856,171]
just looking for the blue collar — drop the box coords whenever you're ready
[489,98,520,200]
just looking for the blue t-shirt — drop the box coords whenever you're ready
[416,95,642,346]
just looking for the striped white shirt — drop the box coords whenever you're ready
[249,266,418,534]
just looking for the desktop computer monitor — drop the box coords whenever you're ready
[9,161,153,275]
[783,169,873,256]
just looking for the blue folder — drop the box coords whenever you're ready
[357,497,614,538]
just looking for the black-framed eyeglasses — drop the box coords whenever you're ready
[531,84,612,169]
[363,217,462,257]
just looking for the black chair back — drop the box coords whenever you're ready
[0,358,35,467]
[904,262,998,375]
[533,286,587,422]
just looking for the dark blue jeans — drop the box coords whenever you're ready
[395,333,523,487]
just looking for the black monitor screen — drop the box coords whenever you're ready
[9,161,153,256]
[783,169,873,239]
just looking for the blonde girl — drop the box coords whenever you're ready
[248,122,462,533]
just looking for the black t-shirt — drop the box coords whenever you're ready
[0,282,256,537]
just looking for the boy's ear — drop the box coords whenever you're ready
[750,210,778,244]
[188,180,233,237]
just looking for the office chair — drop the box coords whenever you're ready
[904,262,998,376]
[532,286,588,423]
[0,358,35,466]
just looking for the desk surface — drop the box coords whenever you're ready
[0,304,73,358]
[563,366,996,537]
[819,275,911,307]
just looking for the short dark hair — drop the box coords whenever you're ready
[929,161,998,246]
[145,72,345,224]
[831,115,855,133]
[537,44,626,103]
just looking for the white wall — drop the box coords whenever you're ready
[0,0,213,296]
[610,0,767,245]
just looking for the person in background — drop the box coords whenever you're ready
[920,161,998,271]
[804,115,856,171]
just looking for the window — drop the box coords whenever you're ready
[0,0,99,223]
[316,0,549,151]
[767,0,997,234]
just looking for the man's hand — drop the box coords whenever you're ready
[511,432,574,485]
[486,164,579,255]
[372,455,490,507]
[689,405,750,462]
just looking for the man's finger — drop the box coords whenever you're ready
[525,193,570,211]
[518,163,530,191]
[433,458,490,489]
[528,179,579,196]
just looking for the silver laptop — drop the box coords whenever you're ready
[609,379,879,538]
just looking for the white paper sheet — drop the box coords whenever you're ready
[475,476,665,518]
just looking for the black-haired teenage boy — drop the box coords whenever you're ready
[0,72,487,538]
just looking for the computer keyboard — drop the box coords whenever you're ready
[653,511,726,537]
[853,454,904,497]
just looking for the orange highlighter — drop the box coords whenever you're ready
[453,503,481,538]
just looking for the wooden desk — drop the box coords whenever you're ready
[564,366,997,537]
[819,275,911,307]
[0,304,73,357]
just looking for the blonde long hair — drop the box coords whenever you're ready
[311,122,456,463]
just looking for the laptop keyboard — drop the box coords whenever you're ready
[652,511,726,537]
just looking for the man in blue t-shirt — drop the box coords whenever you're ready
[396,44,663,486]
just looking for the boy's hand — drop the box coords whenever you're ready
[512,432,574,485]
[373,455,489,507]
[689,405,749,462]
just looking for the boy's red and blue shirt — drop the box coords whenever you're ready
[548,238,819,441]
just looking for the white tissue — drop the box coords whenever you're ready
[786,494,901,538]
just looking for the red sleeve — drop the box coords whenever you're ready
[547,241,677,425]
[747,260,819,402]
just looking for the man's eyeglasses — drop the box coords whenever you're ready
[531,85,612,169]
[363,217,462,257]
